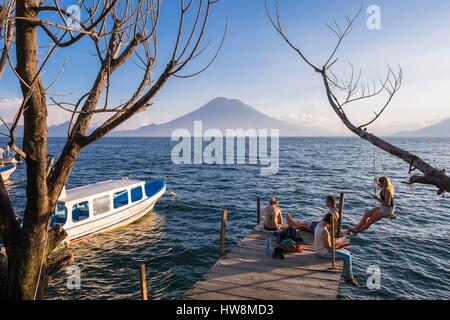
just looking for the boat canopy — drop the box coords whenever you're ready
[59,179,143,203]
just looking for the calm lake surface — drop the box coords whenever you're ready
[3,137,450,300]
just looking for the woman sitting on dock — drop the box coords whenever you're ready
[347,176,395,235]
[264,197,283,231]
[315,213,358,286]
[286,196,339,234]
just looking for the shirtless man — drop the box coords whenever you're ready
[264,197,283,231]
[286,196,340,234]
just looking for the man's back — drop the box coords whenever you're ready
[264,205,281,229]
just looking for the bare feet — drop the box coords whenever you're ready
[286,213,296,227]
[347,228,358,236]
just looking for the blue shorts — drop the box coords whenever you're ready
[310,222,318,233]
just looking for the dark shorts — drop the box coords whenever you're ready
[264,226,279,232]
[310,222,318,233]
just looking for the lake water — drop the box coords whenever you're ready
[3,137,450,300]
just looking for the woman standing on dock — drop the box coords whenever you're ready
[347,176,396,235]
[315,213,358,286]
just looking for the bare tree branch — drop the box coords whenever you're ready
[266,0,450,194]
[0,0,224,299]
[265,0,320,72]
[0,1,14,78]
[0,175,20,248]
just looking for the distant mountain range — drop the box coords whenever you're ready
[112,97,331,137]
[392,118,450,137]
[5,98,447,138]
[0,122,71,138]
[0,98,330,138]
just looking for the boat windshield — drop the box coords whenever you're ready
[144,180,165,198]
[51,203,68,228]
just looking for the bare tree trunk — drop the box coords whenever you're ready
[0,0,222,299]
[9,0,51,300]
[0,175,20,299]
[0,4,14,78]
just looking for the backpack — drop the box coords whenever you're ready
[277,227,304,244]
[280,239,298,253]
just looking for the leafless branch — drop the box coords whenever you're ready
[0,1,14,78]
[265,0,320,72]
[266,0,450,194]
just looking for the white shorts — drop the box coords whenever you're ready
[379,205,395,218]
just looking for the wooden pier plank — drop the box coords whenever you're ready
[184,230,343,300]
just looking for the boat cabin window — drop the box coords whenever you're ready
[93,195,111,215]
[72,201,90,223]
[113,190,129,209]
[144,181,159,198]
[51,203,67,227]
[131,186,143,203]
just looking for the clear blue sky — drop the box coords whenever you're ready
[1,0,450,135]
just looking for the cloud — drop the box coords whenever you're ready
[0,97,22,123]
[114,111,153,131]
[275,100,343,133]
[280,112,334,128]
[0,97,22,108]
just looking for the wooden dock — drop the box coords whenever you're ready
[184,229,343,300]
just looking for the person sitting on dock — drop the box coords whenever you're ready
[314,213,358,286]
[264,197,283,231]
[286,196,340,234]
[346,176,396,235]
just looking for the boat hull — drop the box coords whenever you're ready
[65,185,165,244]
[0,165,16,181]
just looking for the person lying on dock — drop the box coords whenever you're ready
[286,196,340,234]
[315,213,358,286]
[346,176,396,235]
[264,197,283,231]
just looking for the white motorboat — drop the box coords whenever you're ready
[51,178,166,244]
[0,165,16,181]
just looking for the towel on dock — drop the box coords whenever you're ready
[254,224,278,234]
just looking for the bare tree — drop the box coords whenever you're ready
[265,0,450,195]
[0,1,14,78]
[0,0,225,299]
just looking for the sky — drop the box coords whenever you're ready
[1,0,450,135]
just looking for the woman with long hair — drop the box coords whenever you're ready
[347,176,395,235]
